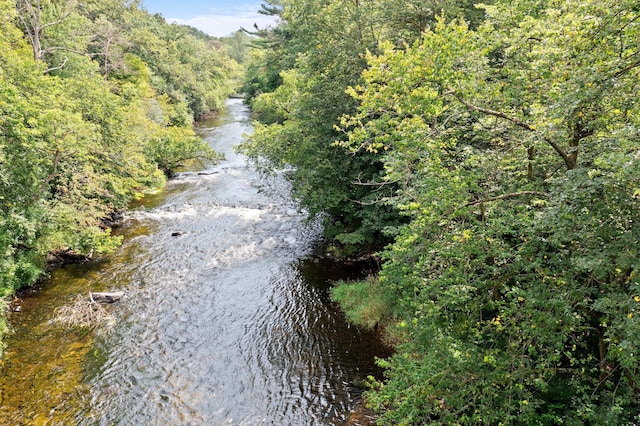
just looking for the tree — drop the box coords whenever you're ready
[221,30,252,64]
[15,0,91,73]
[333,0,640,422]
[0,0,238,355]
[241,0,400,253]
[240,0,491,254]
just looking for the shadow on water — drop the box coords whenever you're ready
[0,99,391,425]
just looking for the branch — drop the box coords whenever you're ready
[446,89,576,169]
[41,48,96,73]
[27,148,62,206]
[43,57,68,74]
[39,5,76,31]
[466,191,549,206]
[446,89,534,130]
[351,178,396,187]
[41,46,90,56]
[348,194,390,206]
[16,5,39,57]
[614,57,640,78]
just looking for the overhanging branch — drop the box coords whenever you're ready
[446,89,576,169]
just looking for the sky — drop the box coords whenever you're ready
[141,1,279,37]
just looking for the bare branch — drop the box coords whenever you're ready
[41,46,90,56]
[352,178,396,187]
[39,7,75,31]
[43,57,69,74]
[16,0,79,62]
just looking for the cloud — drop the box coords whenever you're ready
[167,5,279,37]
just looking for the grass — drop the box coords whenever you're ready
[331,276,391,329]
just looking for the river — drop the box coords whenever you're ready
[0,98,390,425]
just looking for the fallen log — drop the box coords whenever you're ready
[90,291,125,304]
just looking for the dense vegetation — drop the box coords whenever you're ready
[0,0,240,352]
[242,0,640,423]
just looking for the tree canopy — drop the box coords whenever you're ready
[242,0,640,423]
[0,0,240,354]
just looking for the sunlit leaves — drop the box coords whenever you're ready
[0,0,236,300]
[241,0,639,419]
[331,0,640,423]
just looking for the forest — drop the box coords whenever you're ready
[2,0,639,423]
[241,0,640,424]
[0,0,241,352]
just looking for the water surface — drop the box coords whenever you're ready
[0,99,390,425]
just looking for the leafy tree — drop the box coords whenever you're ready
[241,0,399,252]
[124,12,241,118]
[0,0,238,355]
[241,1,293,100]
[15,0,81,61]
[240,0,490,254]
[333,0,640,423]
[221,30,252,64]
[243,0,640,420]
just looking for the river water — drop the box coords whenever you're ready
[0,98,390,425]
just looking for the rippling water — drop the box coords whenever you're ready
[0,99,390,425]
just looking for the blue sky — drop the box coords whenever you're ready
[141,1,279,37]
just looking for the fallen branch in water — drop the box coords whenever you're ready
[51,293,117,332]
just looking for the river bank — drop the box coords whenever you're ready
[0,98,391,425]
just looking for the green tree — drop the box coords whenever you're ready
[221,30,252,64]
[334,0,640,422]
[241,0,398,252]
[125,12,240,118]
[240,0,489,254]
[0,0,237,355]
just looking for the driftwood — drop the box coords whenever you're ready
[52,294,116,332]
[90,291,125,304]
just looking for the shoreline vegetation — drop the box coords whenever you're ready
[0,0,248,355]
[3,0,640,423]
[242,0,640,423]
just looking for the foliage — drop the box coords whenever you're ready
[330,276,392,329]
[336,1,640,423]
[0,0,238,351]
[240,0,488,253]
[244,0,640,422]
[123,10,241,118]
[146,126,221,177]
[220,30,253,64]
[241,0,450,252]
